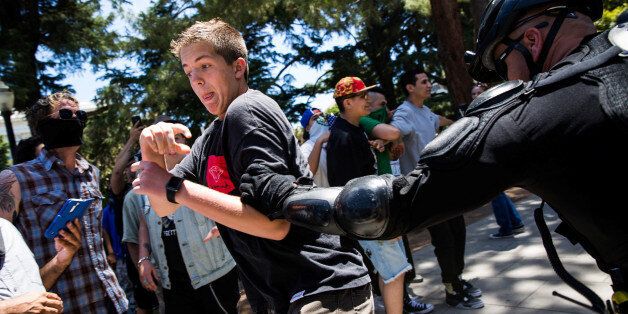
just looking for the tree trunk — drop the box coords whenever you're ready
[429,0,473,107]
[470,0,490,37]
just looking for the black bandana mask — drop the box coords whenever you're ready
[37,118,85,149]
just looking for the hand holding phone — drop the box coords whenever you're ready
[45,198,94,239]
[132,115,142,126]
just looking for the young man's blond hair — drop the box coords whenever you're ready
[170,18,248,80]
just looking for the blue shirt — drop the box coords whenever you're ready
[102,203,124,259]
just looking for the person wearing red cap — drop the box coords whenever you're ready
[326,77,378,187]
[325,77,434,314]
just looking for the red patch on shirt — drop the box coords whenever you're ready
[205,155,235,194]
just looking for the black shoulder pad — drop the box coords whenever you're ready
[420,117,479,168]
[465,80,525,116]
[421,80,527,169]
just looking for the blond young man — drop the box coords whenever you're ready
[132,19,372,313]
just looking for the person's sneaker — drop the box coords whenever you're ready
[446,290,484,309]
[512,224,525,234]
[403,296,434,314]
[461,279,482,298]
[489,231,514,239]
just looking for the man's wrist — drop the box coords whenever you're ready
[137,256,151,268]
[165,176,184,204]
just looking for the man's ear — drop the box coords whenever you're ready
[522,27,544,62]
[233,57,247,79]
[342,98,353,112]
[405,84,414,94]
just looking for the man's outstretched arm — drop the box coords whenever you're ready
[133,122,290,241]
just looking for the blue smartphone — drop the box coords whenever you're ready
[44,198,94,239]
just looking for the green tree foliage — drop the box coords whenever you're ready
[67,0,628,189]
[0,135,10,170]
[597,1,628,31]
[0,1,117,120]
[82,0,458,187]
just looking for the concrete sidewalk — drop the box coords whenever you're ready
[376,194,612,313]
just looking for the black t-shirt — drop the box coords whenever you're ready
[160,217,191,289]
[327,117,376,186]
[172,89,369,312]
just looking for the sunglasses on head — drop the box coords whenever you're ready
[58,108,87,122]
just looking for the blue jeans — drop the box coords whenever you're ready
[491,192,523,234]
[358,238,412,284]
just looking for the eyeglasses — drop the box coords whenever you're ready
[58,108,88,122]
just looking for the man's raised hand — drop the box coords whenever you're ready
[139,122,192,167]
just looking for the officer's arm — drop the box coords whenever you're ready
[0,170,21,222]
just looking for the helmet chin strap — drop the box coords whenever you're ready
[502,8,572,78]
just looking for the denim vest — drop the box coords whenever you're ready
[141,196,236,289]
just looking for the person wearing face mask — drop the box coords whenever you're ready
[299,107,333,187]
[0,91,128,313]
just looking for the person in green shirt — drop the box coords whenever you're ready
[359,88,401,175]
[358,87,434,314]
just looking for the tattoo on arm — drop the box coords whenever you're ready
[0,170,17,214]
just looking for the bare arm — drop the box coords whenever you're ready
[133,161,290,240]
[0,291,63,313]
[179,179,290,240]
[135,123,290,241]
[0,170,20,222]
[370,124,401,141]
[439,115,454,127]
[111,122,144,195]
[40,219,82,290]
[307,132,330,175]
[102,229,116,266]
[137,211,160,291]
[126,242,140,267]
[137,212,151,263]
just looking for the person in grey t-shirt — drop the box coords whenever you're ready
[391,68,484,310]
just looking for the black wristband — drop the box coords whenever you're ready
[165,176,184,204]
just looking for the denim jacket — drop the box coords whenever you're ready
[141,196,236,289]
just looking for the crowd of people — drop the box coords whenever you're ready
[1,0,626,313]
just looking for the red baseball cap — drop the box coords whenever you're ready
[333,77,376,99]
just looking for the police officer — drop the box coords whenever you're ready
[241,0,628,311]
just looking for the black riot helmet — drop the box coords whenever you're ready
[465,0,602,82]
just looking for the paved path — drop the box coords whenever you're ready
[375,194,611,313]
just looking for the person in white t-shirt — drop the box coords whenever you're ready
[299,108,335,187]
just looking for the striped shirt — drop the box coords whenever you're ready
[11,149,128,313]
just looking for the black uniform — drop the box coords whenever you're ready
[383,31,628,281]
